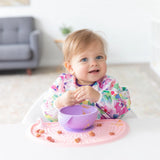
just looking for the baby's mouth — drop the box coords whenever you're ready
[88,69,100,73]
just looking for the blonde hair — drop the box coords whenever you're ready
[63,29,107,62]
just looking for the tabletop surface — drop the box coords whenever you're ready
[0,118,160,160]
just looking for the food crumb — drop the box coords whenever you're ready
[47,136,55,143]
[88,131,95,136]
[36,129,45,134]
[57,130,62,134]
[96,123,102,127]
[75,138,81,143]
[109,132,115,135]
[36,133,41,137]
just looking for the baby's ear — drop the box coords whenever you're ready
[104,54,107,60]
[64,62,74,74]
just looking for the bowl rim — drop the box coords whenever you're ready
[59,104,98,117]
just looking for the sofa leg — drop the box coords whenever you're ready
[26,69,32,75]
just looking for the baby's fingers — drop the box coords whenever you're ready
[74,87,85,97]
[76,96,85,102]
[74,91,80,98]
[75,92,86,102]
[74,89,82,97]
[66,98,77,106]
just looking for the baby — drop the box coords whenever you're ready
[41,29,131,122]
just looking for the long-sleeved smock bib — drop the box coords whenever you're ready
[41,73,131,122]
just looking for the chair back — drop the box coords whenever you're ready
[0,17,34,44]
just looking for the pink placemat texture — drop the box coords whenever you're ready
[30,119,129,147]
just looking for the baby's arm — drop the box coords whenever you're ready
[96,78,131,119]
[74,78,131,119]
[41,88,59,122]
[41,75,65,122]
[41,74,79,122]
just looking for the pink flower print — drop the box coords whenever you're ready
[110,80,116,88]
[98,81,103,89]
[103,79,110,86]
[60,74,65,80]
[65,74,72,79]
[59,81,65,92]
[115,101,128,115]
[51,85,58,91]
[111,91,115,95]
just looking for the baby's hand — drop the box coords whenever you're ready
[62,90,78,106]
[74,86,100,103]
[55,90,78,109]
[55,91,78,109]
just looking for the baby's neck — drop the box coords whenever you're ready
[76,79,96,86]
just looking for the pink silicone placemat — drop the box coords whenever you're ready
[30,119,129,147]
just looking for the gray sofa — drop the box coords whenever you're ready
[0,17,40,74]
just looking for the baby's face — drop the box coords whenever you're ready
[69,41,107,85]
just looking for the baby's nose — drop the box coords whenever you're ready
[90,59,98,66]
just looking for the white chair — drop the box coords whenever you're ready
[22,91,48,127]
[122,110,137,120]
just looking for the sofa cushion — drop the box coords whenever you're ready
[0,17,34,44]
[0,44,32,61]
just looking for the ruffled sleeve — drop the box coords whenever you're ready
[41,73,66,122]
[96,76,131,119]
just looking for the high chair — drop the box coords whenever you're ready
[22,91,48,126]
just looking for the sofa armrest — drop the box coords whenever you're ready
[29,30,41,65]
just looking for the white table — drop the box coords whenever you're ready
[0,119,160,160]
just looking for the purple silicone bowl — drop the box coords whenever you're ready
[58,104,98,131]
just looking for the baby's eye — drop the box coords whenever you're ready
[80,58,88,62]
[96,56,103,59]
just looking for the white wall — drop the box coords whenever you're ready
[0,0,160,67]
